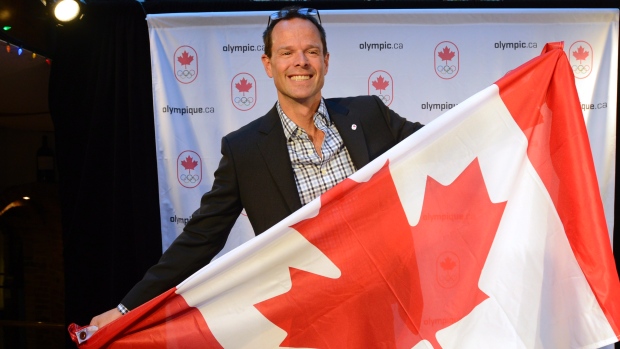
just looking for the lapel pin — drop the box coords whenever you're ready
[351,124,357,130]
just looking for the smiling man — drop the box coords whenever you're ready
[262,16,330,156]
[90,6,423,329]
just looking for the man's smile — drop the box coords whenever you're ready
[290,75,312,81]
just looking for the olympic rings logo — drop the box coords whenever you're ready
[177,70,196,79]
[234,96,254,106]
[437,65,457,74]
[572,64,591,74]
[180,174,200,183]
[377,94,391,104]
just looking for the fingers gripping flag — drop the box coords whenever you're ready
[70,43,620,349]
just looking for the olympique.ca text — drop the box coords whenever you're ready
[582,102,608,111]
[162,105,216,115]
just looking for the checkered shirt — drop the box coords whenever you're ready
[277,100,356,206]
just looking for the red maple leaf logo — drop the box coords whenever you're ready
[371,75,390,94]
[440,256,457,271]
[572,46,589,62]
[438,46,455,62]
[181,155,198,173]
[177,51,194,68]
[255,158,506,348]
[235,77,253,95]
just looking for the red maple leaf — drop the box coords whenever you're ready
[438,46,455,62]
[181,155,198,173]
[440,256,456,271]
[255,158,506,348]
[372,75,390,93]
[177,51,194,67]
[235,77,253,95]
[572,46,589,62]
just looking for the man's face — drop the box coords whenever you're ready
[261,18,329,107]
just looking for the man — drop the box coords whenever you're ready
[91,6,422,329]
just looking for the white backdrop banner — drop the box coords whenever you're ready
[147,9,618,255]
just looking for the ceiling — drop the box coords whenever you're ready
[0,0,54,132]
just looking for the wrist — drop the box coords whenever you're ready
[116,303,129,315]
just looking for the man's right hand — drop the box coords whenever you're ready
[90,307,123,329]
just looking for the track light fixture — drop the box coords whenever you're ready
[53,0,83,22]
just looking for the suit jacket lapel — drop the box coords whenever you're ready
[327,100,370,170]
[257,105,302,213]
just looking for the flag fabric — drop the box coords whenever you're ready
[70,43,620,349]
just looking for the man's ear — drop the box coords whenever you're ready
[324,52,330,76]
[261,54,273,78]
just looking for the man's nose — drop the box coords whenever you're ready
[294,51,309,66]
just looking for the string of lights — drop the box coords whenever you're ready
[0,0,85,66]
[0,37,51,65]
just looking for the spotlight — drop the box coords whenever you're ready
[53,0,82,22]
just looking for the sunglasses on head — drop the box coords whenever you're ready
[268,8,321,27]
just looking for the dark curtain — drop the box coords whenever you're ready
[49,1,618,348]
[49,2,162,346]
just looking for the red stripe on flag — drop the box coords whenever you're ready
[495,42,620,336]
[76,288,223,348]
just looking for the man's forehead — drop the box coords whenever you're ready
[271,18,321,41]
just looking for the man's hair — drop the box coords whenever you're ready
[262,6,327,58]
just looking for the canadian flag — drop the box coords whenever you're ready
[70,43,620,349]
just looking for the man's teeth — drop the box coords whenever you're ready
[290,75,310,81]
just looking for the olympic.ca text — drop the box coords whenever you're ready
[494,41,538,50]
[162,105,215,115]
[359,41,404,51]
[170,215,191,226]
[421,102,458,111]
[222,44,265,54]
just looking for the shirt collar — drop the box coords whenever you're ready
[276,99,331,140]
